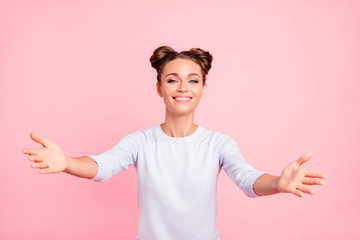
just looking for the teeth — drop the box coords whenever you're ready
[175,97,191,100]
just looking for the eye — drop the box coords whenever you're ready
[189,80,199,84]
[167,79,178,83]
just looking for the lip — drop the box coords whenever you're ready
[172,95,192,103]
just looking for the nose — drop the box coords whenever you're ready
[177,81,188,92]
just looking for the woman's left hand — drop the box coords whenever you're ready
[277,152,327,197]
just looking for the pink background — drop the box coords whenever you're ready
[1,1,359,239]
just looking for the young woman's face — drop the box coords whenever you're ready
[157,58,207,116]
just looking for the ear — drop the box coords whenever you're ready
[156,82,163,97]
[201,82,207,97]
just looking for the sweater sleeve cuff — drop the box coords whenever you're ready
[86,155,107,183]
[244,172,268,198]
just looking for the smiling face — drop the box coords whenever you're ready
[157,58,207,117]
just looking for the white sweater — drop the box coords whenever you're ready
[89,125,266,240]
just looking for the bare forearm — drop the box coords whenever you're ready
[253,153,327,198]
[253,174,280,196]
[64,156,98,179]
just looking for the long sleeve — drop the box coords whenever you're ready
[219,136,267,198]
[87,133,139,183]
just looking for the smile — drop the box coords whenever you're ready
[173,96,192,102]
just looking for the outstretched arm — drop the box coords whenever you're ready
[22,133,98,179]
[253,152,327,198]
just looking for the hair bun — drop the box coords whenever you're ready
[150,46,177,71]
[189,48,213,75]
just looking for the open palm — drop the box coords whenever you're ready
[22,133,69,174]
[277,152,326,197]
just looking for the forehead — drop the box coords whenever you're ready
[162,58,202,76]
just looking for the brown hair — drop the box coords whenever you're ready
[149,46,213,85]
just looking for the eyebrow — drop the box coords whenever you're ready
[165,73,201,78]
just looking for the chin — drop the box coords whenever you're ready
[166,108,196,116]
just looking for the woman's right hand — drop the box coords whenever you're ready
[22,133,69,174]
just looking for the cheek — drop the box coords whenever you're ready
[194,87,205,96]
[162,85,176,96]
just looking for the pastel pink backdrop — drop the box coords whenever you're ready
[1,1,359,239]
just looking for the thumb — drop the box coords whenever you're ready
[296,152,312,166]
[30,132,51,147]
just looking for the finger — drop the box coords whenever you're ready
[302,178,326,186]
[292,189,305,198]
[40,168,54,174]
[28,154,43,162]
[297,185,315,195]
[30,132,52,147]
[31,161,48,169]
[22,148,42,155]
[296,152,312,166]
[304,170,327,179]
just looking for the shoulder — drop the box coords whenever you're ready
[199,125,236,146]
[200,127,244,160]
[121,125,159,143]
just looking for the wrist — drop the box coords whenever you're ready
[274,176,281,193]
[64,156,72,172]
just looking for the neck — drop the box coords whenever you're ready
[161,110,197,138]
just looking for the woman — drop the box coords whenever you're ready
[22,46,326,240]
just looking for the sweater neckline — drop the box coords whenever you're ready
[156,124,203,143]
